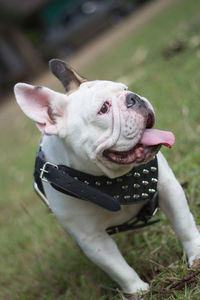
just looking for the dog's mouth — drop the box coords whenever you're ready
[103,114,175,165]
[103,144,161,165]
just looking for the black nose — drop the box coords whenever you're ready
[126,93,141,108]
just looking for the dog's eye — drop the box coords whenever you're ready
[99,101,110,114]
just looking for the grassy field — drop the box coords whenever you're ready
[1,0,200,299]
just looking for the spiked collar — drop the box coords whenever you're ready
[34,147,160,234]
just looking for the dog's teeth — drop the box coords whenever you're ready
[133,194,140,199]
[151,178,158,183]
[142,181,149,186]
[142,193,149,199]
[134,172,140,178]
[151,167,157,172]
[133,184,140,189]
[142,169,149,175]
[149,189,156,193]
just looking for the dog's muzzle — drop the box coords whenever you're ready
[126,93,155,128]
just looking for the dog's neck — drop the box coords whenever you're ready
[40,135,106,176]
[40,135,133,178]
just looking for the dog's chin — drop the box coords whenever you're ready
[103,144,161,165]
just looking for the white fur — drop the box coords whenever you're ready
[14,80,200,296]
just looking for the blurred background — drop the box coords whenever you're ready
[1,0,200,299]
[0,0,150,98]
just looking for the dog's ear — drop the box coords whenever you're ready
[49,59,87,93]
[14,83,67,136]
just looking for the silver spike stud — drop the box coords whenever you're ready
[149,189,156,194]
[133,194,140,199]
[142,193,149,199]
[124,195,131,200]
[84,180,89,185]
[142,181,149,186]
[134,172,140,178]
[143,169,149,175]
[114,195,120,200]
[126,173,133,177]
[95,181,101,186]
[151,178,158,183]
[133,184,140,189]
[151,167,157,172]
[122,185,128,190]
[116,178,123,182]
[106,181,113,185]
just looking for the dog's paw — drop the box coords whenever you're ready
[120,293,144,300]
[186,243,200,267]
[119,282,149,300]
[190,257,200,268]
[188,253,200,268]
[120,293,141,300]
[120,291,146,300]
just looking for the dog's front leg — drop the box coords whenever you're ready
[59,215,149,295]
[75,231,149,294]
[158,152,200,266]
[44,183,148,294]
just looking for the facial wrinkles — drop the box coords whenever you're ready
[92,94,121,160]
[111,91,147,152]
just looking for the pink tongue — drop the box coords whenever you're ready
[140,129,175,148]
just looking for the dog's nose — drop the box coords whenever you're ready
[126,93,142,108]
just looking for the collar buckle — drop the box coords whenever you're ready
[40,161,58,183]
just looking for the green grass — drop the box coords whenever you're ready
[1,0,200,299]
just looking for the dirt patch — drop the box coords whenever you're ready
[0,0,180,126]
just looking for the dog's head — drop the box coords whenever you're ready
[14,59,174,177]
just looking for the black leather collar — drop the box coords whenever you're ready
[34,147,160,234]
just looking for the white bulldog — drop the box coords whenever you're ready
[14,59,200,297]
